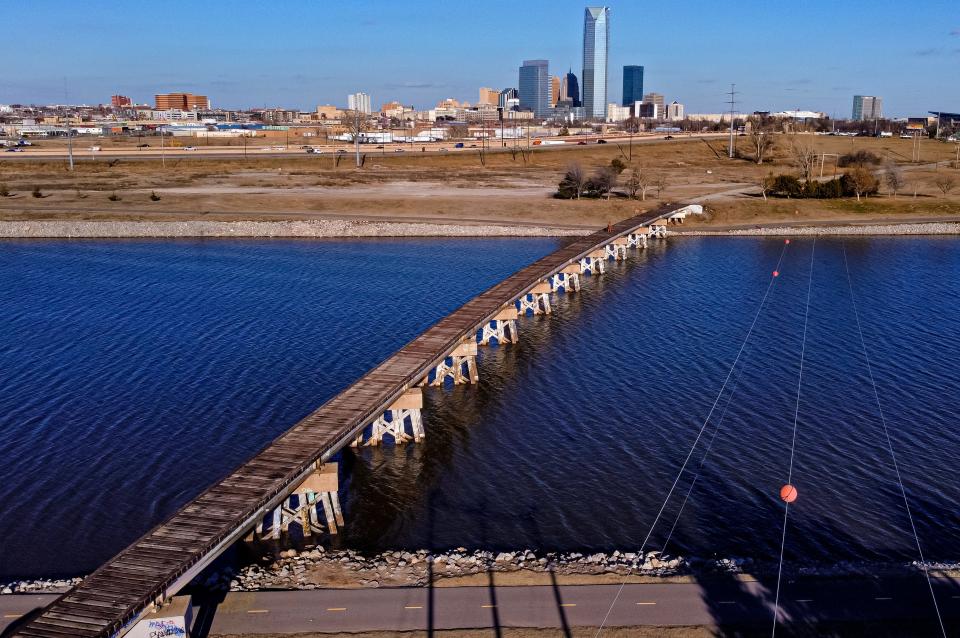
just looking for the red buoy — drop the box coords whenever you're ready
[785,239,791,244]
[773,270,780,277]
[780,484,798,503]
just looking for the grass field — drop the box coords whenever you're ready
[1,135,958,228]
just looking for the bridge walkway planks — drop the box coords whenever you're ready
[12,205,675,638]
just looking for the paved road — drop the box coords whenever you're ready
[4,577,960,635]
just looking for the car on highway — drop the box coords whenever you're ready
[454,142,464,148]
[665,135,674,140]
[577,141,587,145]
[137,143,150,148]
[5,147,23,152]
[394,148,405,152]
[597,139,607,144]
[439,148,448,152]
[183,146,197,151]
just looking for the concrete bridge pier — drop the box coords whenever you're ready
[550,265,581,293]
[478,307,519,346]
[424,340,479,386]
[650,219,668,238]
[626,227,650,248]
[250,462,343,541]
[517,282,553,315]
[605,237,629,261]
[579,250,607,275]
[352,388,424,446]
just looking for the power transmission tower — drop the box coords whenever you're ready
[727,83,738,159]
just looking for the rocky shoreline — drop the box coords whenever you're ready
[0,219,588,239]
[677,221,960,236]
[4,548,957,595]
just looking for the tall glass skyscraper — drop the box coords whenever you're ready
[581,6,610,119]
[562,70,581,107]
[518,59,550,117]
[622,65,644,107]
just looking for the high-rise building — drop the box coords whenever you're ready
[643,92,665,115]
[622,66,644,107]
[499,88,519,109]
[111,95,131,107]
[478,87,500,105]
[582,6,610,119]
[155,93,210,110]
[667,101,685,121]
[852,95,882,121]
[518,59,550,117]
[550,76,561,107]
[348,92,371,114]
[560,70,581,108]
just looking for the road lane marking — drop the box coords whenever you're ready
[3,615,23,619]
[405,606,423,609]
[875,597,892,601]
[795,599,814,603]
[560,603,577,607]
[636,602,657,606]
[481,604,497,608]
[246,609,269,614]
[327,607,347,612]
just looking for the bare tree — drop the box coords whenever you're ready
[562,162,588,199]
[625,166,652,200]
[848,168,878,202]
[934,174,957,196]
[654,172,668,198]
[787,137,818,181]
[758,173,772,202]
[883,162,904,198]
[340,109,371,168]
[748,127,774,164]
[590,166,618,200]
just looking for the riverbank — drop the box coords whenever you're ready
[0,219,589,238]
[5,548,957,596]
[675,221,960,236]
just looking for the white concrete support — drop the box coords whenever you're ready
[650,221,668,238]
[352,389,425,446]
[516,282,553,315]
[550,265,581,293]
[478,307,519,346]
[579,250,607,275]
[425,341,478,386]
[606,238,629,261]
[126,596,192,638]
[627,229,650,248]
[253,463,343,540]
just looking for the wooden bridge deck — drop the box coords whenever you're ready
[12,205,675,638]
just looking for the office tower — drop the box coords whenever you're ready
[622,65,644,107]
[518,59,550,117]
[561,70,581,107]
[551,76,561,107]
[852,95,882,121]
[478,88,499,105]
[643,92,665,114]
[155,93,210,110]
[667,101,684,120]
[499,88,519,109]
[111,95,131,107]
[582,6,610,119]
[347,92,371,114]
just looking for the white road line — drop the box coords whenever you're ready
[405,606,423,609]
[560,603,577,607]
[327,607,347,611]
[246,609,269,614]
[635,602,657,606]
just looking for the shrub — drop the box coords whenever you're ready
[764,172,877,199]
[31,186,42,198]
[610,158,627,174]
[108,192,121,201]
[837,150,881,168]
[149,191,161,201]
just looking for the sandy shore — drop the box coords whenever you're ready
[0,219,589,239]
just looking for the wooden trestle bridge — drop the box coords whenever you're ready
[12,203,694,638]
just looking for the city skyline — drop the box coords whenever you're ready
[1,0,958,117]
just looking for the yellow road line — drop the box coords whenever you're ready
[481,604,497,608]
[327,607,348,612]
[404,606,423,609]
[3,614,23,619]
[560,603,577,607]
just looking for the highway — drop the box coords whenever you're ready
[4,577,960,635]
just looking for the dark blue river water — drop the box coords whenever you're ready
[1,236,959,580]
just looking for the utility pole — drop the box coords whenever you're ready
[160,125,165,168]
[727,83,737,159]
[63,78,74,171]
[354,110,361,168]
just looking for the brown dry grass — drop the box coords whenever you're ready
[1,137,958,228]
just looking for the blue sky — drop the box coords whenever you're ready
[2,0,958,117]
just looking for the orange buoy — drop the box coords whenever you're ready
[773,270,780,277]
[780,484,798,503]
